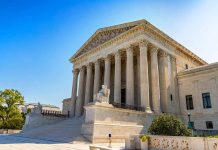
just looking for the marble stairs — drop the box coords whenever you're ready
[15,116,89,144]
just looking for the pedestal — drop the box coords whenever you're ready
[81,102,147,143]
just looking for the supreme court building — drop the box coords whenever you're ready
[63,20,218,134]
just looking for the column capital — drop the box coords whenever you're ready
[139,40,149,48]
[86,63,93,69]
[171,56,176,62]
[159,50,168,58]
[126,45,134,53]
[104,55,112,62]
[115,51,121,59]
[72,69,79,75]
[94,59,100,65]
[150,46,159,55]
[79,66,86,72]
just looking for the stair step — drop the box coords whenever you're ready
[16,117,87,143]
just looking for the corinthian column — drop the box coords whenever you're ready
[150,46,161,113]
[159,50,169,113]
[93,60,100,100]
[71,69,79,117]
[104,56,111,89]
[139,40,151,112]
[76,67,86,116]
[114,52,121,103]
[126,46,134,106]
[85,63,93,105]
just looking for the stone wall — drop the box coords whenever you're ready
[81,102,150,143]
[0,129,21,134]
[178,62,218,130]
[22,113,66,131]
[62,98,71,115]
[126,135,218,150]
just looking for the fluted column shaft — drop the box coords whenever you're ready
[114,52,121,103]
[172,57,180,114]
[76,67,86,116]
[150,47,161,113]
[71,69,79,117]
[126,46,134,105]
[85,64,92,105]
[93,60,101,100]
[104,57,111,89]
[159,51,169,113]
[139,40,151,112]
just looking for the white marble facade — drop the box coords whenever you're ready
[66,20,218,130]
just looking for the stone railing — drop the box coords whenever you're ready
[126,135,218,150]
[0,129,21,134]
[41,110,69,118]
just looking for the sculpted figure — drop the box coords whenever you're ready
[96,85,110,103]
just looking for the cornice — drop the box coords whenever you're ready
[178,62,218,78]
[141,22,207,65]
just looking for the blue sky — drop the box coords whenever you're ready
[1,0,218,108]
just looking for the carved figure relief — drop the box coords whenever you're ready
[76,25,136,57]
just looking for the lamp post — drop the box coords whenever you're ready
[108,133,112,148]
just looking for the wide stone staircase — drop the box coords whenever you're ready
[15,116,89,143]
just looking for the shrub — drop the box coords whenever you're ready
[148,113,191,136]
[139,135,150,142]
[208,135,218,138]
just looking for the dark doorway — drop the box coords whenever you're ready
[121,88,126,104]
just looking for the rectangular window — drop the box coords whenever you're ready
[202,93,212,109]
[206,121,213,129]
[185,64,189,69]
[170,94,173,101]
[186,95,194,110]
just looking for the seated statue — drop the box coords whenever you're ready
[96,85,110,103]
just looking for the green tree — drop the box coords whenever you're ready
[27,108,31,114]
[0,89,25,130]
[148,114,191,136]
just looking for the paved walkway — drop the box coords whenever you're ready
[0,135,125,150]
[0,135,89,150]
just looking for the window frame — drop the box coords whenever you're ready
[186,95,194,110]
[202,92,212,109]
[185,64,189,69]
[206,121,213,129]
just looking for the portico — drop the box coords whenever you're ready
[71,41,176,116]
[69,20,206,117]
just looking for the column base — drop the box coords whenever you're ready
[146,107,153,114]
[152,109,161,114]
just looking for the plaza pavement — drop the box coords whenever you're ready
[0,135,125,150]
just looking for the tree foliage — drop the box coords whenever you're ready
[148,114,191,136]
[0,89,25,129]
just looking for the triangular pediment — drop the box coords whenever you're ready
[70,19,207,65]
[72,20,145,59]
